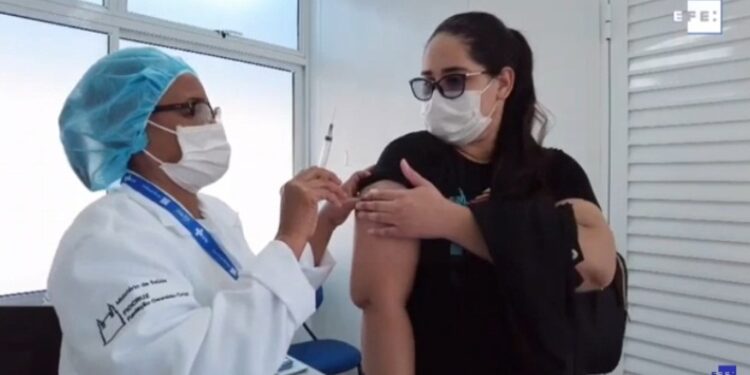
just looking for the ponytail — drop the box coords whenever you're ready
[493,28,548,198]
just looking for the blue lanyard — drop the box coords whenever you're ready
[122,172,239,280]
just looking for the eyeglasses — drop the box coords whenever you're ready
[153,98,219,122]
[409,71,487,101]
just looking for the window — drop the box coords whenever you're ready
[0,0,306,296]
[0,14,107,295]
[121,40,294,252]
[128,0,299,49]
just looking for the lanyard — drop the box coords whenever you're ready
[122,172,239,280]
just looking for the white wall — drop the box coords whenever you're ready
[307,0,607,353]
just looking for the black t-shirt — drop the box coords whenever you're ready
[361,131,598,375]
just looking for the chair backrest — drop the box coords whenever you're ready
[0,290,48,306]
[0,305,62,374]
[315,288,324,310]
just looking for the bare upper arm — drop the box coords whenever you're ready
[350,180,420,309]
[557,199,617,291]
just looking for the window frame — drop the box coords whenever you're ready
[0,0,311,172]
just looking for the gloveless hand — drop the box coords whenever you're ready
[319,166,373,227]
[276,167,348,254]
[355,159,456,239]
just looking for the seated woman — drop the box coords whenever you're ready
[350,12,617,375]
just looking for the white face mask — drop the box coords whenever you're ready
[144,120,231,193]
[423,80,498,146]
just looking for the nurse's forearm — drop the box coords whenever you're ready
[444,204,493,262]
[309,217,336,266]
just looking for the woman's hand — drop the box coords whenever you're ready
[319,167,373,227]
[356,159,455,238]
[470,188,491,204]
[276,167,348,255]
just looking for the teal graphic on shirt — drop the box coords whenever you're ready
[449,188,468,256]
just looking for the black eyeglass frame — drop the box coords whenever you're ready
[408,71,488,101]
[152,98,219,121]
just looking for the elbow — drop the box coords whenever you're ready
[352,290,412,320]
[351,284,372,310]
[579,259,616,291]
[351,285,407,313]
[592,257,617,289]
[577,225,618,289]
[350,270,410,314]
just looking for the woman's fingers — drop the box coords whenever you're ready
[356,210,395,225]
[340,196,360,209]
[354,168,373,180]
[470,192,490,205]
[362,188,406,201]
[341,167,374,195]
[355,200,398,213]
[351,170,372,186]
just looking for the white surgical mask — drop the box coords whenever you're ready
[144,120,231,193]
[423,80,498,146]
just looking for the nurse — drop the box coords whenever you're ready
[48,47,367,375]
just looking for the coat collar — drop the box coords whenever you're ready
[116,175,240,237]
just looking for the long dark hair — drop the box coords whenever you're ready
[430,12,549,199]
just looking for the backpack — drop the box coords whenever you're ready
[469,198,629,374]
[574,252,629,374]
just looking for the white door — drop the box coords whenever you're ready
[609,0,750,373]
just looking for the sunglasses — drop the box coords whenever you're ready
[153,98,220,122]
[409,71,487,101]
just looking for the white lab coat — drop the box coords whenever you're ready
[47,183,334,375]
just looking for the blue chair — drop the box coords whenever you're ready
[288,288,363,375]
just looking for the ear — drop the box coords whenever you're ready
[495,67,515,101]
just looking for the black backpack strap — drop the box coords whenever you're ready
[615,254,629,319]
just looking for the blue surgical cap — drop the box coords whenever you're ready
[59,47,195,191]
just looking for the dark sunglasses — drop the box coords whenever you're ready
[409,71,487,101]
[153,98,219,122]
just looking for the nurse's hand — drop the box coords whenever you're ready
[356,159,454,239]
[319,167,373,227]
[276,167,348,255]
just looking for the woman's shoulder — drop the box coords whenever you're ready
[540,147,598,204]
[382,130,447,156]
[360,131,450,189]
[377,131,451,168]
[542,148,583,172]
